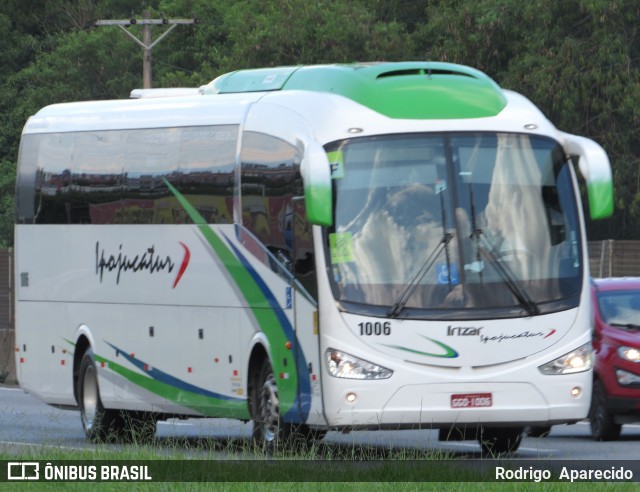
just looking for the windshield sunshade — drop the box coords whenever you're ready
[325,132,583,319]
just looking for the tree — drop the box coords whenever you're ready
[413,0,640,239]
[209,0,413,73]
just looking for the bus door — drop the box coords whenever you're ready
[289,197,324,425]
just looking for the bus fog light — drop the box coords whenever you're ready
[326,349,392,380]
[538,343,593,375]
[346,392,357,403]
[570,386,582,397]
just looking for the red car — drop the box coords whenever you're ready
[590,277,640,440]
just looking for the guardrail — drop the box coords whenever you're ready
[588,240,640,278]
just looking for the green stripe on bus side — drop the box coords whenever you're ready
[163,180,298,416]
[94,354,250,419]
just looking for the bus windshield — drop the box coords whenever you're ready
[326,132,583,319]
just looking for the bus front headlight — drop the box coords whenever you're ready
[538,343,593,375]
[326,349,393,380]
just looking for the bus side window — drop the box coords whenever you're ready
[542,185,566,246]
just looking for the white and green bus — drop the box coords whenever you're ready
[14,62,613,453]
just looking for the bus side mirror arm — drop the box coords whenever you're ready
[301,142,333,226]
[560,132,614,220]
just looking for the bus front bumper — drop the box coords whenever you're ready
[322,380,591,428]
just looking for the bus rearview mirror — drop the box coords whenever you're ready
[302,142,333,226]
[561,132,614,220]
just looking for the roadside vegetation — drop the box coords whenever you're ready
[1,433,637,489]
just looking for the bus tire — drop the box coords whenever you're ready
[252,359,290,449]
[589,380,621,441]
[78,348,122,442]
[479,427,523,455]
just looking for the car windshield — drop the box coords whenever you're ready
[597,289,640,326]
[325,132,583,319]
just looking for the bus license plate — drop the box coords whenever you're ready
[451,393,493,408]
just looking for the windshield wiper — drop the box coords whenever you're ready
[472,229,540,316]
[465,182,539,316]
[610,322,640,330]
[387,233,453,318]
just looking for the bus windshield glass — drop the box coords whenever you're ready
[326,132,583,319]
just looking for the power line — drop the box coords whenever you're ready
[95,11,196,88]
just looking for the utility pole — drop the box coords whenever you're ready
[95,11,196,88]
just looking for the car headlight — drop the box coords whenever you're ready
[617,346,640,363]
[326,349,392,380]
[538,342,593,375]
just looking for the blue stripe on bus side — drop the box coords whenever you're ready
[105,341,244,402]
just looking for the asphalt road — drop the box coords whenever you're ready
[1,384,639,460]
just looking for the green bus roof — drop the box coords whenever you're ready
[201,62,507,119]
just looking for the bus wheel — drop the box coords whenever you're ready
[253,359,289,449]
[78,348,122,442]
[479,427,523,455]
[589,380,621,441]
